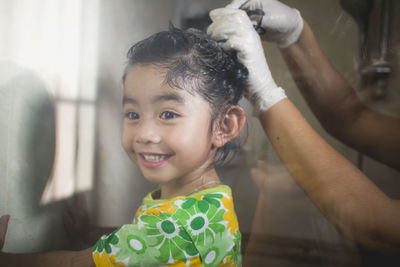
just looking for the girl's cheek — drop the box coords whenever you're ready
[165,127,189,145]
[121,137,129,153]
[121,126,133,151]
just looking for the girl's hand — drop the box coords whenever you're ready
[0,215,10,250]
[207,7,286,114]
[226,0,303,48]
[63,194,91,244]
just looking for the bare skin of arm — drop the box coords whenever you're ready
[279,21,400,171]
[0,248,95,267]
[258,98,400,254]
[208,3,400,257]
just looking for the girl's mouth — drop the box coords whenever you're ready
[139,153,172,168]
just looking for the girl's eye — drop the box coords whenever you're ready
[125,112,139,120]
[160,111,179,120]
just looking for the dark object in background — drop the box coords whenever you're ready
[340,0,373,61]
[181,13,212,32]
[341,0,393,100]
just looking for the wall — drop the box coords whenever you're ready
[0,62,65,252]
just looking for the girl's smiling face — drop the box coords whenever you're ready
[122,64,219,193]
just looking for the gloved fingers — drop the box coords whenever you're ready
[208,8,254,34]
[208,4,285,114]
[220,36,246,53]
[208,18,252,41]
[211,2,263,26]
[207,20,236,40]
[225,0,249,9]
[208,21,258,51]
[226,0,263,11]
[209,7,246,22]
[208,8,264,58]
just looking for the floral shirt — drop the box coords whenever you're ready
[92,185,241,267]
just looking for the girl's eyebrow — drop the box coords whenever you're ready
[122,96,138,106]
[152,93,185,104]
[122,93,185,106]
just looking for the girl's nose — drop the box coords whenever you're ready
[136,133,161,144]
[135,123,161,144]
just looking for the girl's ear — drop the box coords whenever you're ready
[212,106,246,148]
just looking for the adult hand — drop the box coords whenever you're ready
[208,7,286,113]
[0,215,10,250]
[226,0,303,48]
[63,194,91,244]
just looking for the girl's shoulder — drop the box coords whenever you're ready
[95,184,242,267]
[133,184,241,265]
[134,185,237,223]
[141,184,233,210]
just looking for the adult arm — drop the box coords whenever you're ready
[259,98,400,254]
[227,0,400,170]
[0,248,95,267]
[281,21,400,170]
[208,6,400,255]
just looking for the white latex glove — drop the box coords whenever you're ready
[227,0,303,48]
[208,8,286,113]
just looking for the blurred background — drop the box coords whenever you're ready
[0,0,399,266]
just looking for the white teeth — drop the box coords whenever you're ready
[143,154,168,162]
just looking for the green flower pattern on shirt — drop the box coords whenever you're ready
[202,231,235,266]
[137,211,199,264]
[171,193,228,255]
[92,186,241,266]
[92,227,121,254]
[227,231,242,264]
[114,224,160,266]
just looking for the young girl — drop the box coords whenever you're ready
[0,26,247,267]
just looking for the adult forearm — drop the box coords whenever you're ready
[0,248,95,267]
[280,21,365,137]
[259,99,400,254]
[280,20,400,170]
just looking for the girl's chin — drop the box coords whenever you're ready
[143,174,176,184]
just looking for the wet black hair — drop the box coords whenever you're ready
[123,25,248,165]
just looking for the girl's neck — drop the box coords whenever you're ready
[159,168,222,199]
